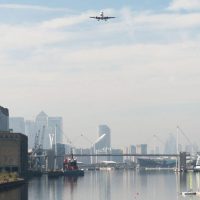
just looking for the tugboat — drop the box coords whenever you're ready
[63,153,84,176]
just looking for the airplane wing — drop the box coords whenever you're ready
[105,17,116,19]
[90,17,96,19]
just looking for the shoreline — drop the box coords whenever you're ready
[0,179,26,191]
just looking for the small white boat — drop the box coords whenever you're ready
[181,191,196,196]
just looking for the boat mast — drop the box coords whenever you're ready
[176,126,179,171]
[54,125,57,170]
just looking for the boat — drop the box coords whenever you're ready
[48,170,63,178]
[63,153,84,176]
[181,191,197,196]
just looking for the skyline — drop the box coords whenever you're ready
[8,110,198,153]
[1,0,200,147]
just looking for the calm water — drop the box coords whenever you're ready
[1,170,200,200]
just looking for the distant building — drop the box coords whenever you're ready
[35,111,50,149]
[129,145,136,162]
[130,145,136,154]
[95,125,111,150]
[48,117,63,144]
[0,131,28,177]
[136,144,147,154]
[164,134,176,154]
[0,106,9,132]
[75,148,91,164]
[25,120,36,149]
[52,143,65,169]
[111,149,123,163]
[9,117,25,135]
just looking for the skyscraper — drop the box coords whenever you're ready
[35,111,49,149]
[136,144,147,154]
[95,125,111,150]
[48,117,63,144]
[0,106,9,132]
[25,120,36,149]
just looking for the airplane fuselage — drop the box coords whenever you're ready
[90,12,115,21]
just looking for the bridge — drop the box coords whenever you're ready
[64,153,179,157]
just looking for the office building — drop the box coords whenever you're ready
[0,106,9,132]
[25,120,36,149]
[111,148,123,163]
[164,134,176,154]
[48,117,63,144]
[95,125,111,150]
[136,144,147,154]
[35,111,50,149]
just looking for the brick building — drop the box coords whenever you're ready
[0,131,28,177]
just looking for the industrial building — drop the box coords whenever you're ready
[0,131,28,177]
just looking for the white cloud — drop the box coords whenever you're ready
[40,14,89,29]
[169,0,200,11]
[0,4,66,11]
[1,7,200,145]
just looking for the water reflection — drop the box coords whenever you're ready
[2,171,200,200]
[0,184,28,200]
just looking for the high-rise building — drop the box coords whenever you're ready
[0,106,9,132]
[25,120,36,149]
[48,117,63,144]
[136,144,147,154]
[164,134,176,154]
[130,145,136,154]
[35,111,49,149]
[111,148,123,163]
[95,124,111,150]
[9,117,25,135]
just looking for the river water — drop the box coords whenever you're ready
[1,170,200,200]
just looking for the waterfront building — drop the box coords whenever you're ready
[0,131,28,177]
[9,117,25,135]
[130,145,136,153]
[164,134,176,154]
[48,117,63,144]
[0,106,9,132]
[111,148,123,163]
[136,144,147,154]
[75,148,91,164]
[129,145,136,162]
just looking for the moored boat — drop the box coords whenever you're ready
[48,170,63,178]
[181,191,197,196]
[63,154,84,176]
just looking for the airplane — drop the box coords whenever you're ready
[90,11,116,21]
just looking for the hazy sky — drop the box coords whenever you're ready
[1,0,200,149]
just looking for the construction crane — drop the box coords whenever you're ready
[30,126,46,170]
[177,126,197,153]
[39,125,45,149]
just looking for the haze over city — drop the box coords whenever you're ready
[1,0,200,148]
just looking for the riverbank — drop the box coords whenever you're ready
[0,173,26,190]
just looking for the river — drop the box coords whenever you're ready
[1,170,200,200]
